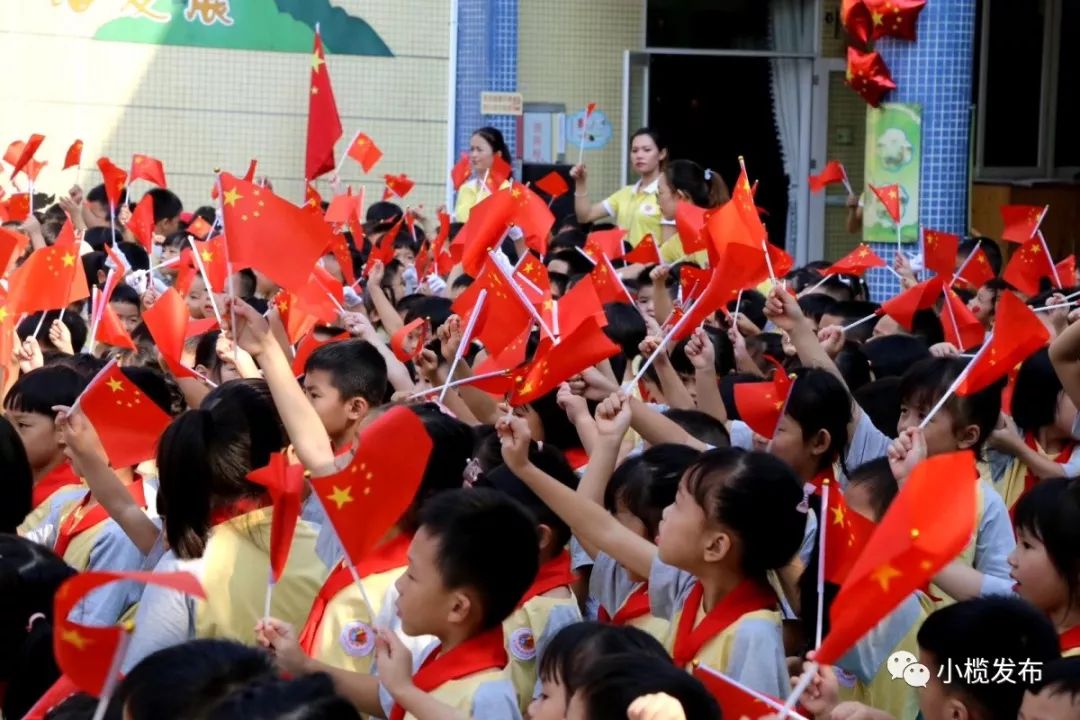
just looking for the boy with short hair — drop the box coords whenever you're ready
[259,487,539,720]
[1022,658,1080,720]
[146,188,183,236]
[303,339,387,453]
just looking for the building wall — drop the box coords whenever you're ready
[0,0,450,212]
[517,0,644,202]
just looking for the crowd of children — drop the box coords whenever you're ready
[3,124,1080,720]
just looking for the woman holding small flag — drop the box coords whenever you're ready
[453,126,514,223]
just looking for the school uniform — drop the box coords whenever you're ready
[19,462,86,546]
[377,627,521,720]
[602,179,662,249]
[454,178,513,223]
[32,461,83,508]
[502,550,582,710]
[122,502,327,672]
[591,551,670,643]
[993,435,1080,510]
[834,595,925,720]
[650,557,789,698]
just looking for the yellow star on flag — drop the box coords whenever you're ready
[311,51,325,72]
[106,377,124,393]
[831,504,846,526]
[61,628,91,650]
[223,187,243,207]
[871,564,902,591]
[201,249,214,263]
[62,252,75,267]
[327,485,354,510]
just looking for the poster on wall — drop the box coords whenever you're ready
[566,107,612,151]
[50,0,393,56]
[863,103,922,245]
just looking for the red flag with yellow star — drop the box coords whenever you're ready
[733,163,767,245]
[127,193,157,251]
[454,185,554,276]
[309,406,433,564]
[809,160,850,193]
[0,227,30,274]
[247,452,305,583]
[143,288,200,380]
[486,154,513,193]
[1000,205,1045,245]
[624,234,661,266]
[77,361,172,468]
[591,254,635,305]
[6,223,87,315]
[272,289,320,345]
[535,170,569,199]
[55,571,205,695]
[868,183,901,224]
[511,316,621,406]
[733,363,792,439]
[9,133,44,181]
[584,227,627,261]
[96,157,127,213]
[383,173,415,201]
[841,0,874,46]
[63,139,83,170]
[3,193,30,222]
[1003,237,1055,296]
[822,243,886,277]
[923,229,960,278]
[675,240,771,342]
[94,275,137,352]
[345,132,383,174]
[451,255,535,353]
[846,47,897,107]
[867,0,927,42]
[186,215,213,239]
[674,201,709,255]
[306,28,343,181]
[451,152,472,191]
[1058,255,1077,287]
[693,665,791,720]
[822,480,876,585]
[129,153,167,187]
[878,276,943,331]
[219,173,333,292]
[556,273,608,339]
[815,451,978,665]
[957,247,996,289]
[957,292,1048,396]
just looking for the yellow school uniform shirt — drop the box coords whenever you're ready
[603,179,662,248]
[659,231,709,266]
[397,668,511,720]
[454,178,512,223]
[309,566,405,672]
[17,485,86,544]
[994,438,1078,510]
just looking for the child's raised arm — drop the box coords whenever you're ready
[686,327,728,425]
[1050,318,1080,412]
[498,410,658,580]
[573,392,632,558]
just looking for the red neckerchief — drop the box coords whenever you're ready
[1024,433,1074,495]
[518,551,576,607]
[671,580,776,667]
[388,627,508,720]
[1060,625,1080,655]
[53,478,146,560]
[209,495,272,526]
[809,465,836,495]
[609,584,652,625]
[32,462,81,508]
[298,533,413,655]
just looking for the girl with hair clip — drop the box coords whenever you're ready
[571,128,668,249]
[656,159,730,265]
[118,378,327,672]
[454,126,514,223]
[988,348,1080,511]
[497,393,807,698]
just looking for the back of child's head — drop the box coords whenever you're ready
[4,364,84,418]
[911,307,945,346]
[605,444,698,539]
[602,302,646,381]
[900,356,1003,455]
[917,596,1060,720]
[44,693,101,720]
[418,488,540,629]
[661,408,730,448]
[846,457,898,521]
[204,673,359,720]
[863,334,931,379]
[1025,657,1080,718]
[18,310,89,354]
[1012,348,1068,433]
[395,403,474,534]
[0,535,77,720]
[538,622,670,695]
[854,376,902,439]
[682,448,805,579]
[570,653,719,720]
[477,443,579,552]
[304,339,388,405]
[784,368,852,472]
[0,417,32,533]
[823,301,881,343]
[728,289,767,330]
[157,379,285,559]
[798,293,836,325]
[114,639,276,720]
[145,188,182,223]
[835,341,872,392]
[1013,477,1080,607]
[86,183,127,211]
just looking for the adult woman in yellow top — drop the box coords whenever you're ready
[454,126,513,222]
[656,159,730,265]
[571,128,668,248]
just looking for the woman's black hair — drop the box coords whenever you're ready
[0,535,77,720]
[206,673,359,720]
[472,126,513,168]
[900,357,1003,456]
[784,368,853,476]
[604,444,698,539]
[0,417,32,533]
[1012,348,1065,434]
[537,622,671,696]
[156,379,285,559]
[846,457,899,521]
[571,652,719,720]
[629,127,667,155]
[683,448,806,579]
[1013,478,1080,609]
[601,302,647,382]
[663,159,729,208]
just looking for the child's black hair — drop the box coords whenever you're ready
[304,339,388,406]
[48,352,107,380]
[1028,657,1080,702]
[537,622,670,695]
[110,282,141,307]
[846,457,898,521]
[785,368,853,475]
[797,293,836,324]
[601,302,646,382]
[451,274,474,292]
[728,289,768,331]
[18,310,89,354]
[911,307,945,346]
[900,356,1004,456]
[1011,348,1064,433]
[113,240,150,272]
[86,183,127,210]
[146,188,183,224]
[661,408,730,448]
[418,488,540,629]
[863,334,931,379]
[547,248,595,276]
[1013,478,1080,610]
[203,673,358,720]
[683,448,806,579]
[824,301,882,343]
[571,652,719,720]
[917,596,1060,720]
[604,444,698,539]
[4,365,85,418]
[394,403,474,534]
[853,377,902,439]
[0,417,32,533]
[834,341,872,392]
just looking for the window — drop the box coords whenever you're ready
[976,0,1080,180]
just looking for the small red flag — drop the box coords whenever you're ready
[693,665,788,720]
[510,316,621,406]
[878,276,943,331]
[957,247,996,289]
[680,265,710,303]
[486,154,513,193]
[129,153,167,187]
[1058,255,1077,287]
[941,288,986,352]
[94,274,137,351]
[585,102,598,118]
[1003,237,1055,296]
[383,173,415,201]
[583,227,627,260]
[305,29,343,181]
[868,183,902,224]
[451,255,535,353]
[822,481,876,585]
[923,229,960,278]
[247,453,305,583]
[9,134,44,180]
[822,243,886,277]
[3,140,25,166]
[556,273,608,339]
[78,362,172,467]
[96,157,127,212]
[186,215,213,239]
[590,254,634,305]
[1000,205,1045,244]
[4,194,30,222]
[272,290,319,345]
[535,171,569,199]
[143,288,200,380]
[294,265,345,324]
[957,292,1049,396]
[809,161,848,193]
[328,232,357,286]
[6,226,87,314]
[451,152,472,190]
[733,363,793,439]
[0,227,30,273]
[304,182,324,213]
[309,406,433,562]
[127,194,157,251]
[868,0,927,42]
[624,234,661,266]
[454,185,554,275]
[815,452,978,666]
[846,47,897,107]
[674,202,709,255]
[25,159,47,182]
[732,164,767,245]
[63,139,83,170]
[346,133,383,173]
[324,192,361,225]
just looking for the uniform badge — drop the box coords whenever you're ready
[836,667,858,688]
[340,620,375,657]
[640,203,659,216]
[508,627,536,662]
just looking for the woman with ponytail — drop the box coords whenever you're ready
[656,159,730,265]
[122,379,327,671]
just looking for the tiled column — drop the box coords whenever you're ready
[864,0,977,300]
[454,0,518,156]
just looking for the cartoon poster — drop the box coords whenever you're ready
[864,103,922,245]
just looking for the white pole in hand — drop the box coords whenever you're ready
[624,295,702,392]
[439,289,486,404]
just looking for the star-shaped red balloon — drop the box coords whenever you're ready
[841,0,874,47]
[867,0,927,42]
[846,47,897,107]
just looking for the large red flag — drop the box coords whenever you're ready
[822,243,886,277]
[451,255,535,352]
[247,453,305,583]
[957,292,1049,396]
[923,229,960,278]
[306,29,343,181]
[77,361,172,467]
[129,153,167,187]
[815,452,978,666]
[455,186,554,276]
[219,173,333,292]
[143,288,200,380]
[309,407,433,562]
[510,316,621,406]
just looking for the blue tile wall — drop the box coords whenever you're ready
[864,0,977,302]
[455,0,518,158]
